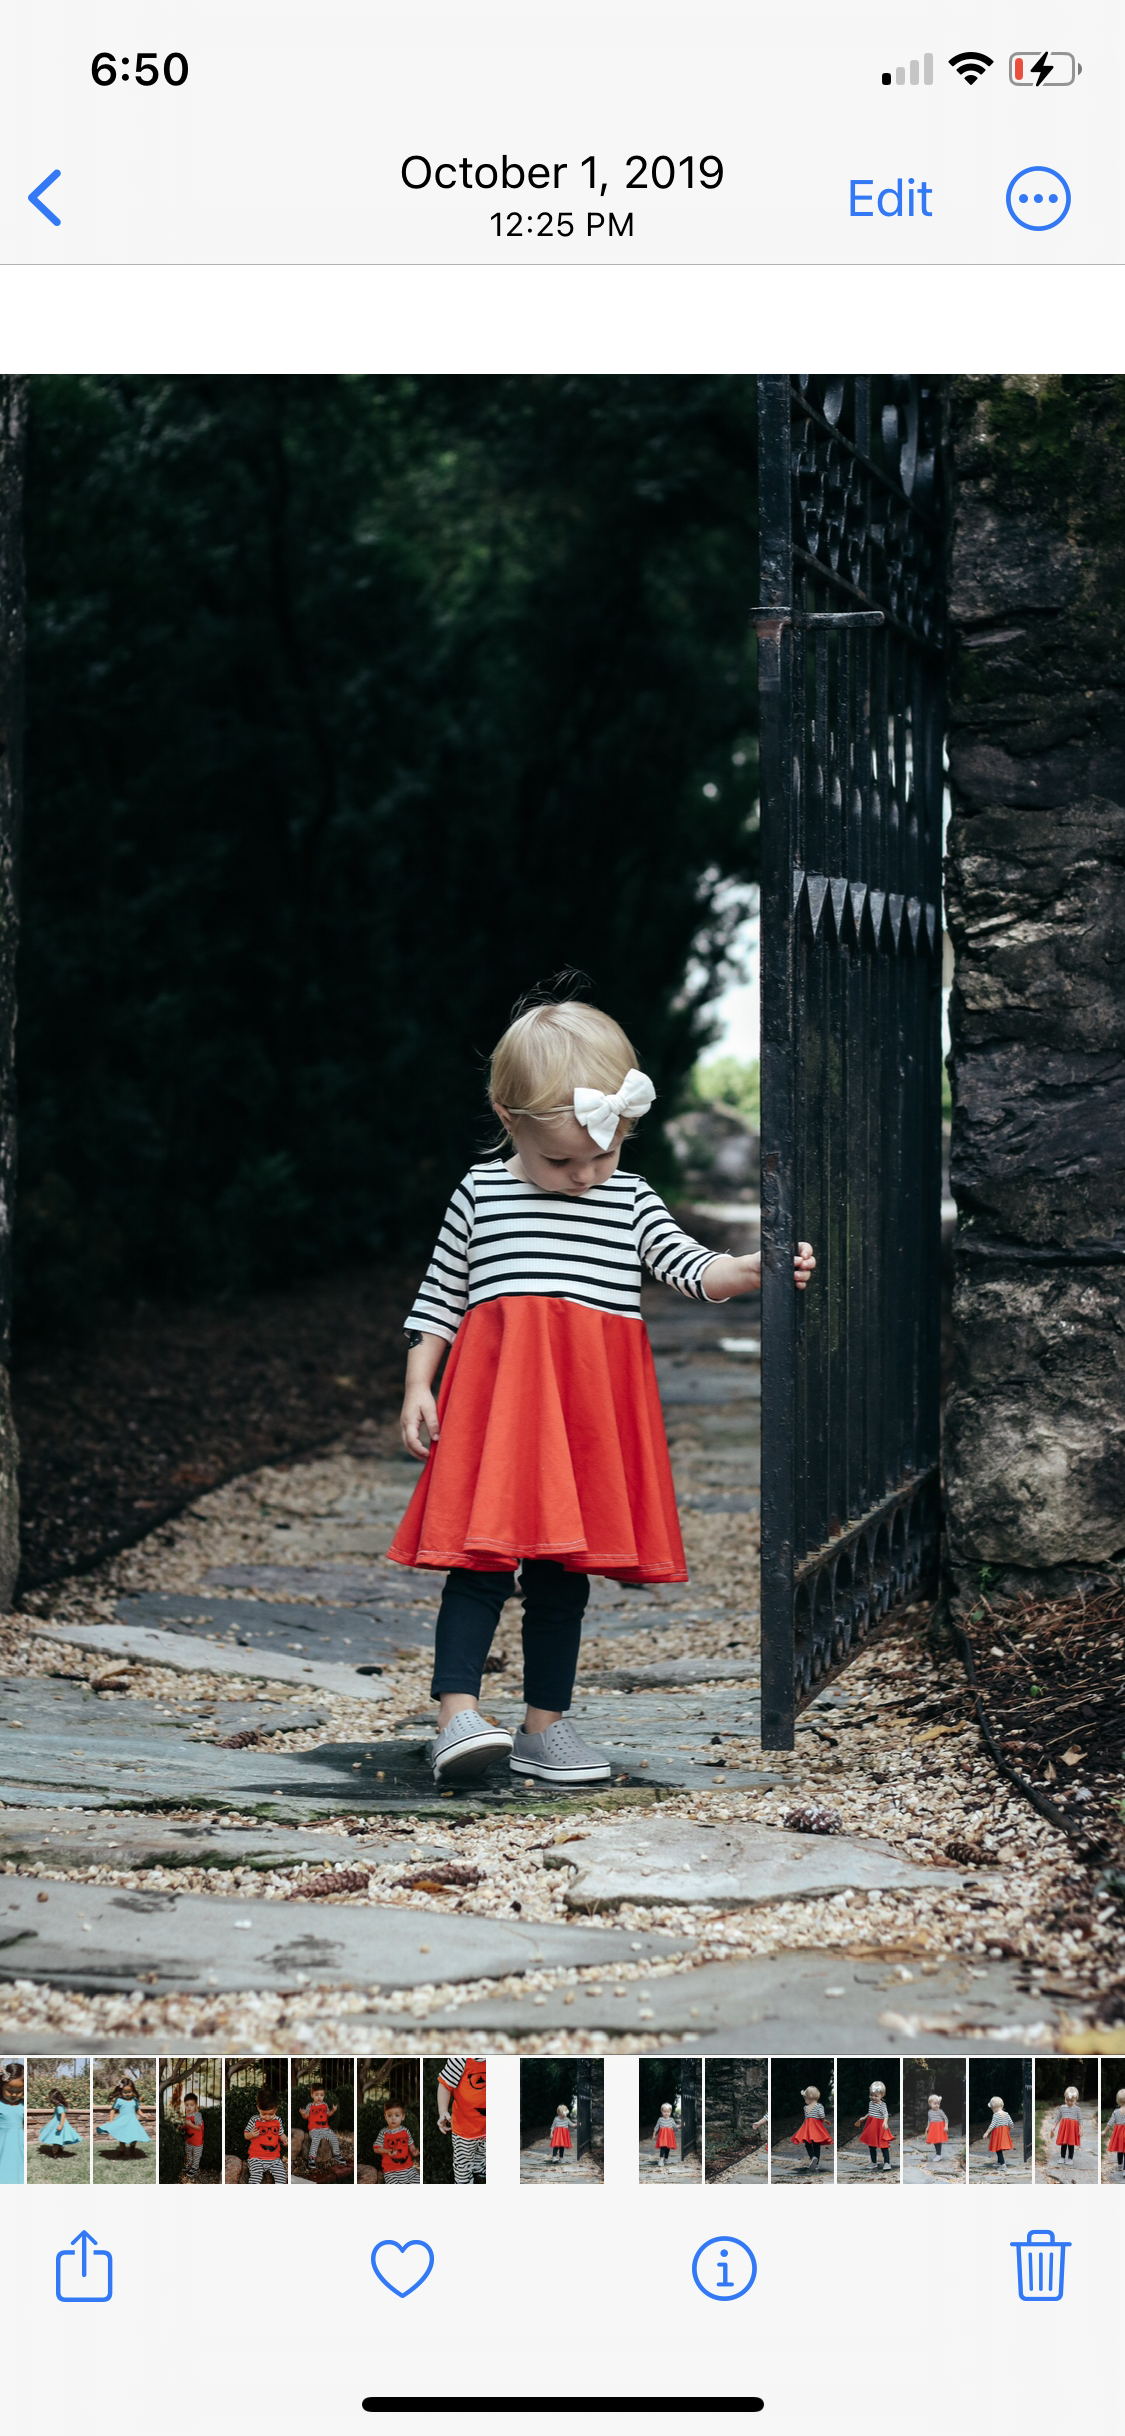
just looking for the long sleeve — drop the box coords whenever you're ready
[405,1177,475,1342]
[633,1183,720,1300]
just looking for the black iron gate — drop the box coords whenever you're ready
[756,376,946,1749]
[679,2064,698,2161]
[575,2060,592,2160]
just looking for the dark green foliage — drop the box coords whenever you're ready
[1034,2057,1096,2106]
[520,2057,575,2139]
[18,375,759,1335]
[159,2103,222,2182]
[836,2057,897,2126]
[422,2056,473,2184]
[967,2057,1025,2130]
[769,2057,834,2133]
[902,2059,964,2135]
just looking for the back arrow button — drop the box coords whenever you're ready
[29,171,62,226]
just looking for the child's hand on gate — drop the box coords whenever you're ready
[793,1241,816,1289]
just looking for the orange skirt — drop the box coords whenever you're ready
[859,2116,894,2148]
[988,2126,1013,2152]
[1108,2125,1125,2153]
[655,2126,678,2149]
[1054,2117,1081,2147]
[550,2126,572,2149]
[388,1297,688,1582]
[925,2123,947,2146]
[793,2118,832,2145]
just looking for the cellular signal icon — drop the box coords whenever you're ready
[949,50,994,83]
[881,53,933,84]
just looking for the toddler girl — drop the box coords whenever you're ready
[0,2061,24,2185]
[38,2090,81,2157]
[95,2072,152,2158]
[391,994,814,1785]
[924,2095,949,2160]
[1105,2091,1125,2176]
[856,2080,894,2171]
[1048,2086,1082,2163]
[550,2105,573,2164]
[986,2095,1014,2166]
[653,2102,678,2168]
[791,2086,831,2170]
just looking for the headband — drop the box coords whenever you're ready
[573,1068,655,1149]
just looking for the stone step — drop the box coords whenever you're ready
[0,1876,693,1997]
[29,1620,400,1703]
[408,1952,1057,2049]
[117,1590,436,1664]
[560,1814,973,1910]
[0,1808,413,1873]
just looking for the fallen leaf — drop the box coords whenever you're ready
[1060,1747,1084,1766]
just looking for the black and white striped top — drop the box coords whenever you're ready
[406,1163,718,1342]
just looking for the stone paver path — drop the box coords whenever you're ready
[836,2134,900,2184]
[770,2135,834,2186]
[706,2146,768,2184]
[901,2131,966,2184]
[520,2133,603,2183]
[0,1274,1098,2047]
[638,2140,701,2183]
[968,2127,1032,2184]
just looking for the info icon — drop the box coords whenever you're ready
[692,2237,757,2302]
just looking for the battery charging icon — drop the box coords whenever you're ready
[1010,51,1081,84]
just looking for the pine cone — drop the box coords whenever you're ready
[218,1729,261,1748]
[783,1804,842,1835]
[289,1868,372,1897]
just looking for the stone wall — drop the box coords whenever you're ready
[943,376,1125,1604]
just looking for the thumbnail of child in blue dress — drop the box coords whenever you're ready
[95,2073,152,2156]
[39,2093,82,2155]
[0,2062,24,2183]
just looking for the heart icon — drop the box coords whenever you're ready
[370,2240,435,2298]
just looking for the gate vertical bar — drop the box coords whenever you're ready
[757,376,798,1752]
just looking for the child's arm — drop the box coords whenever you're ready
[400,1183,474,1456]
[701,1244,816,1300]
[328,2104,337,2120]
[300,2104,311,2122]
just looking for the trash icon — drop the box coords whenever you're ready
[1011,2229,1070,2301]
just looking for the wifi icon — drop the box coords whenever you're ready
[950,50,994,83]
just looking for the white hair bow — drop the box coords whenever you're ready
[572,1068,655,1150]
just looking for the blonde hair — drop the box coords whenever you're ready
[489,1001,640,1132]
[1064,2086,1079,2104]
[928,2094,942,2106]
[1117,2090,1125,2106]
[869,2082,885,2097]
[988,2096,1004,2109]
[801,2086,820,2101]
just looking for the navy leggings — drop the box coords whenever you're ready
[430,1561,589,1710]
